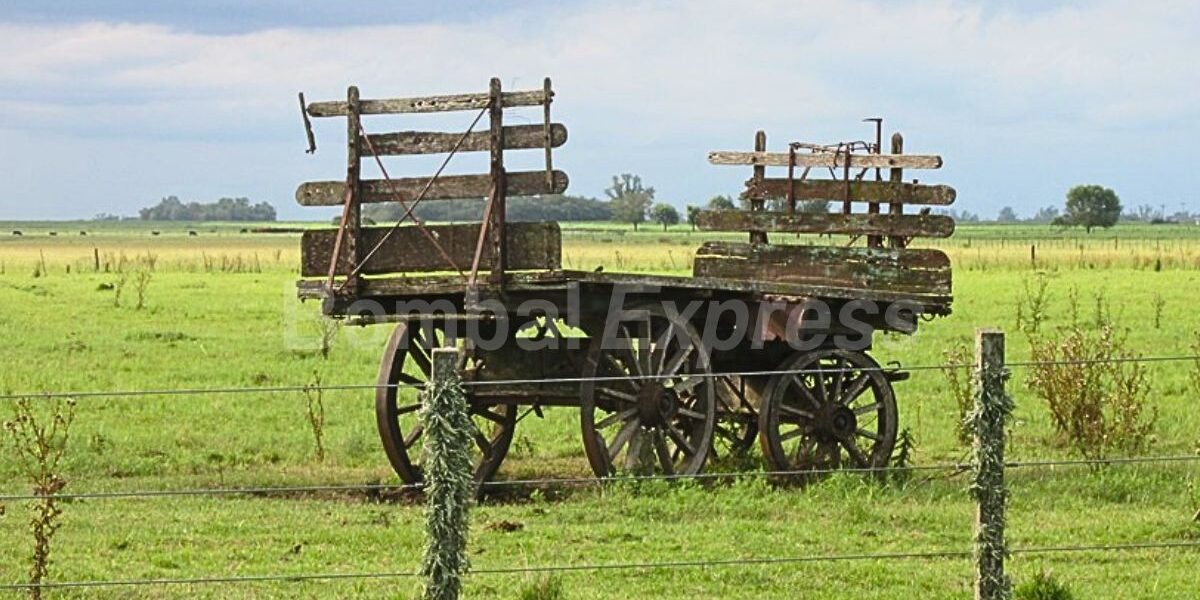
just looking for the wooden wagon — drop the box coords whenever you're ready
[295,78,955,486]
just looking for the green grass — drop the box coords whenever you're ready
[2,223,1200,598]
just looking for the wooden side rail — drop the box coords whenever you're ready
[365,123,567,156]
[307,89,548,117]
[296,171,569,206]
[708,151,942,169]
[747,179,955,206]
[301,222,561,277]
[693,242,951,297]
[694,210,955,238]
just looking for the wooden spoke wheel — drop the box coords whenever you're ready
[580,305,716,478]
[712,375,758,458]
[375,320,517,486]
[758,349,897,478]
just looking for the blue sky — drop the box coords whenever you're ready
[1,1,1197,220]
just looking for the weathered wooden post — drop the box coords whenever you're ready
[420,347,473,600]
[969,329,1011,600]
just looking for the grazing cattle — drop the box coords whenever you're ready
[188,230,198,237]
[11,231,21,236]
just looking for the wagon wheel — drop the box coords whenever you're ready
[758,349,897,479]
[712,375,758,459]
[580,305,716,478]
[375,320,517,486]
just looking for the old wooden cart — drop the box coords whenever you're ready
[295,79,955,486]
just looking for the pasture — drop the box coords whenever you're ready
[1,221,1199,598]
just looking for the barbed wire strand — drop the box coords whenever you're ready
[4,540,1197,591]
[3,454,1197,503]
[4,352,1199,400]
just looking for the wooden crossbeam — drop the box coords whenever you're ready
[365,123,567,156]
[748,179,955,206]
[295,170,569,206]
[307,90,548,117]
[694,210,955,238]
[708,151,942,169]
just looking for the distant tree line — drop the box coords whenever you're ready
[363,194,612,223]
[138,196,277,221]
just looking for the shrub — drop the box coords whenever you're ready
[1014,273,1051,335]
[1015,569,1074,600]
[3,397,77,599]
[941,340,974,445]
[1026,324,1155,459]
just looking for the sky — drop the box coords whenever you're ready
[1,0,1198,221]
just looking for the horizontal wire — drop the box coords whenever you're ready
[6,539,1198,591]
[1005,355,1200,369]
[3,353,1198,400]
[0,383,417,402]
[3,454,1197,503]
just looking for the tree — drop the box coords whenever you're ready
[650,203,680,231]
[996,206,1019,223]
[685,205,700,231]
[1032,205,1060,223]
[1059,184,1122,233]
[798,199,830,214]
[706,195,736,211]
[138,196,276,221]
[606,174,654,231]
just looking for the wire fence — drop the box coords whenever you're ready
[2,352,1198,400]
[3,454,1200,503]
[3,350,1200,594]
[3,540,1198,592]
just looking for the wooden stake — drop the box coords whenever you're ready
[972,329,1011,600]
[750,130,768,245]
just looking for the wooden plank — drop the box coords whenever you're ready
[708,151,942,169]
[693,242,951,297]
[307,90,547,117]
[301,222,560,276]
[296,170,569,206]
[888,132,906,248]
[749,179,955,206]
[365,123,567,155]
[695,210,955,238]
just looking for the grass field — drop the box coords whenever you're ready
[2,221,1200,598]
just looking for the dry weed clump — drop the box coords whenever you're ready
[303,371,326,462]
[941,340,975,445]
[1025,324,1155,460]
[3,397,77,599]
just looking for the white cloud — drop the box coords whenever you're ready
[0,0,1197,218]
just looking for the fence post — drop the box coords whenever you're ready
[970,328,1012,600]
[420,347,473,600]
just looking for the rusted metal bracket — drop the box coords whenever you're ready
[326,163,358,293]
[298,92,316,154]
[786,144,797,214]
